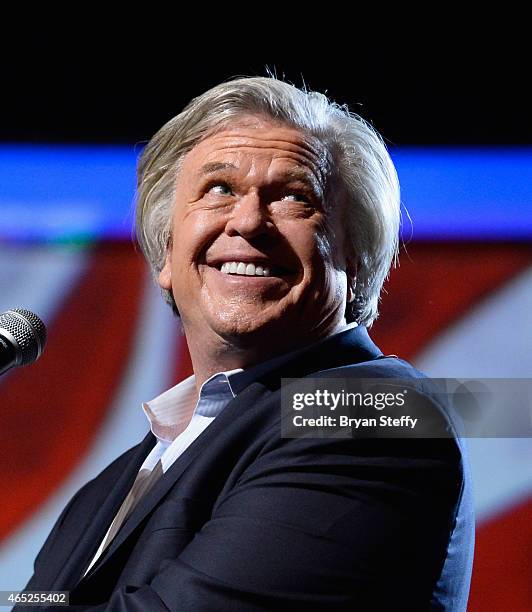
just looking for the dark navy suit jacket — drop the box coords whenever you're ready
[22,326,474,610]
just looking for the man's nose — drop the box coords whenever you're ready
[224,191,275,240]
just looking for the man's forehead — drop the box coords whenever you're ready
[184,118,330,177]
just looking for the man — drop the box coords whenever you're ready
[22,77,474,610]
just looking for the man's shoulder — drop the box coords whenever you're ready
[313,354,425,379]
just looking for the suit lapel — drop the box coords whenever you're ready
[51,432,156,589]
[82,381,271,581]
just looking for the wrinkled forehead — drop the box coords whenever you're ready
[181,115,333,186]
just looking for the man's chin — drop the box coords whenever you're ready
[213,318,276,342]
[207,310,293,347]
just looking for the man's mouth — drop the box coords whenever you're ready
[204,253,295,279]
[219,261,272,277]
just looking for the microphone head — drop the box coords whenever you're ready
[0,308,47,366]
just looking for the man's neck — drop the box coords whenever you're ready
[183,320,350,393]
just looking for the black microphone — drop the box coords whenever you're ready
[0,309,47,377]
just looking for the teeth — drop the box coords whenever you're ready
[219,261,273,277]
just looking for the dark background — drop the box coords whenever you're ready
[2,40,529,146]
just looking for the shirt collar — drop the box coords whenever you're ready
[143,322,358,441]
[143,368,243,443]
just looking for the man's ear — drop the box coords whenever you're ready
[346,258,358,304]
[158,250,172,291]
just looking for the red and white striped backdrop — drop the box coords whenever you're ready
[0,241,530,610]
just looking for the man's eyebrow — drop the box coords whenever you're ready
[281,167,317,183]
[198,162,237,176]
[280,167,325,194]
[197,162,324,193]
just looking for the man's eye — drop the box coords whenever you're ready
[282,193,309,203]
[209,183,233,196]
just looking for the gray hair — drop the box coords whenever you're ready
[135,76,400,326]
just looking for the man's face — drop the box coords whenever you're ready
[159,115,354,350]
